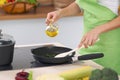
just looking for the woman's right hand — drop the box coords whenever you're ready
[46,10,61,25]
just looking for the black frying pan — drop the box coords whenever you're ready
[31,46,104,64]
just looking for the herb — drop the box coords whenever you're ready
[28,71,33,80]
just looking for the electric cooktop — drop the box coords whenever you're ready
[0,44,71,71]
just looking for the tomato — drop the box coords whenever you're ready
[7,0,15,3]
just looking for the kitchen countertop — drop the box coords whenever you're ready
[0,60,103,80]
[0,5,82,20]
[0,42,104,80]
[0,5,55,20]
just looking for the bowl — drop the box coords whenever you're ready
[2,1,37,14]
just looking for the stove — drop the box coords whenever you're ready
[0,44,71,71]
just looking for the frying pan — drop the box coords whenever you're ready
[31,46,104,64]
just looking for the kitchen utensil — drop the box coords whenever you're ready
[55,39,100,58]
[0,29,15,66]
[55,45,85,58]
[54,48,78,58]
[31,45,104,64]
[45,22,59,37]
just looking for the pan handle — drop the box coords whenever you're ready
[78,53,104,60]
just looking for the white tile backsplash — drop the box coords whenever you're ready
[0,16,83,48]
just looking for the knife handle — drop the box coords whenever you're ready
[78,53,104,60]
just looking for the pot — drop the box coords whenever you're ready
[0,29,15,66]
[31,45,104,64]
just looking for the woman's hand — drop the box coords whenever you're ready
[45,10,61,25]
[78,16,120,48]
[45,2,81,25]
[78,28,101,48]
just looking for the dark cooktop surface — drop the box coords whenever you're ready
[0,45,71,71]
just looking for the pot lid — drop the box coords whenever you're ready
[0,29,15,46]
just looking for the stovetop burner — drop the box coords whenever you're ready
[0,45,71,71]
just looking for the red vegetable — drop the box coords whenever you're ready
[11,0,15,2]
[7,0,15,3]
[15,71,29,80]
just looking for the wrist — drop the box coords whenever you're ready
[56,9,63,18]
[93,27,103,35]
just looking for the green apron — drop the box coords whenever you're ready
[76,0,120,74]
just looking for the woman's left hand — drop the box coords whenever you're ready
[78,28,101,48]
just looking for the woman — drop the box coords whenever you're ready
[46,0,120,74]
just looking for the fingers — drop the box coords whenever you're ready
[78,34,99,48]
[46,11,60,25]
[78,36,86,48]
[81,37,89,48]
[46,13,53,25]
